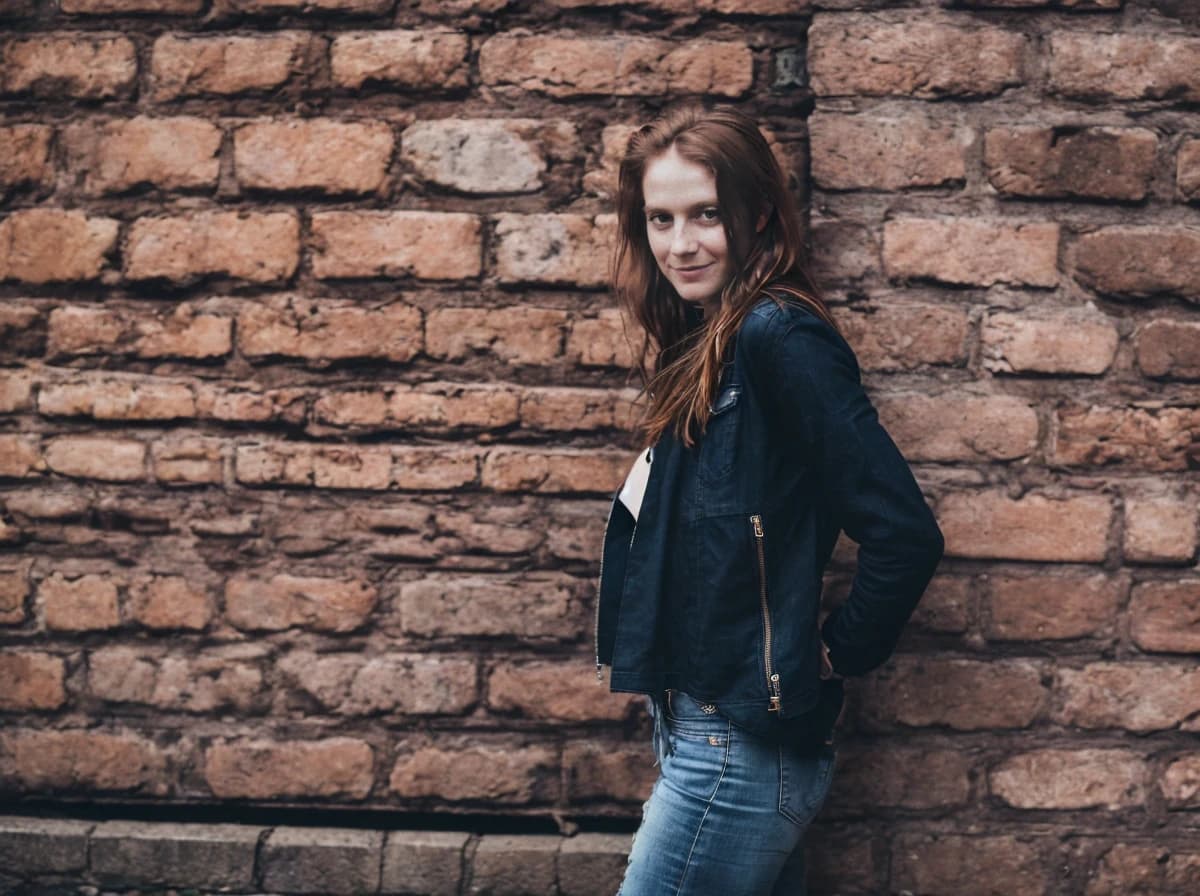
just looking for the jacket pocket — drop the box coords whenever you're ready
[697,384,741,481]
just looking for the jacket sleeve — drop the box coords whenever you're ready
[757,310,945,677]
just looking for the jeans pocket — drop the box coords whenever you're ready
[663,719,732,802]
[777,743,836,827]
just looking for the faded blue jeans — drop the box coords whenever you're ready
[617,690,837,896]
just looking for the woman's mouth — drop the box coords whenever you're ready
[673,263,713,279]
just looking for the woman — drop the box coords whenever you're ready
[593,103,946,894]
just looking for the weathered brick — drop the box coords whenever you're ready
[40,377,196,421]
[839,302,969,371]
[482,447,627,494]
[0,651,66,710]
[63,0,202,9]
[0,816,91,874]
[234,118,393,194]
[493,213,614,286]
[519,386,638,432]
[39,572,121,631]
[402,118,577,194]
[480,34,753,97]
[0,370,33,413]
[583,123,639,200]
[125,211,300,284]
[989,748,1147,809]
[1129,580,1200,653]
[426,307,569,365]
[564,308,637,369]
[808,15,1025,98]
[218,0,392,12]
[0,209,118,283]
[330,29,469,90]
[0,124,53,189]
[127,575,214,630]
[1161,756,1200,808]
[198,383,307,424]
[87,645,264,713]
[909,575,969,634]
[0,566,30,625]
[564,741,656,802]
[1052,405,1200,472]
[224,573,377,633]
[151,437,224,485]
[43,435,145,481]
[0,434,41,477]
[150,32,317,100]
[0,303,44,357]
[884,218,1060,287]
[90,820,258,890]
[50,302,231,359]
[0,34,136,98]
[810,112,968,190]
[833,745,972,810]
[1085,843,1200,896]
[392,446,480,490]
[388,741,559,803]
[984,126,1156,200]
[63,116,221,195]
[891,834,1048,896]
[381,831,469,896]
[1049,32,1200,101]
[985,572,1125,641]
[1053,662,1200,733]
[1124,495,1198,563]
[811,219,879,284]
[277,650,477,715]
[1072,226,1200,300]
[237,295,422,362]
[860,657,1047,731]
[0,728,167,794]
[261,827,382,896]
[1178,138,1200,201]
[234,442,391,489]
[398,572,582,640]
[1135,319,1200,379]
[469,834,558,896]
[314,383,520,431]
[558,833,631,896]
[938,490,1113,562]
[204,737,374,799]
[981,307,1119,375]
[488,662,640,722]
[310,211,481,280]
[876,392,1038,462]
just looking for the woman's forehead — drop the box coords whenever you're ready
[642,152,718,210]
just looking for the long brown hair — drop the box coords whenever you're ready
[612,102,840,450]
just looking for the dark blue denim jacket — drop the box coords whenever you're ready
[594,293,945,739]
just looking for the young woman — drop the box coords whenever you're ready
[593,103,946,894]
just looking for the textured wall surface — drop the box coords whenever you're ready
[1,0,1199,893]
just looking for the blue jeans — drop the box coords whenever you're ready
[617,690,837,896]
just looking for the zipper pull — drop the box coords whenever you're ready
[751,514,763,538]
[769,695,781,712]
[596,663,603,682]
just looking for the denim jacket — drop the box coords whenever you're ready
[594,293,945,735]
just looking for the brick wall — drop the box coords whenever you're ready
[1,0,1198,893]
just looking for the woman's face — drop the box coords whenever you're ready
[641,145,732,318]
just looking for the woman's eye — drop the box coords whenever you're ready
[700,207,720,222]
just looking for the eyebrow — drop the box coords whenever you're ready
[642,200,718,214]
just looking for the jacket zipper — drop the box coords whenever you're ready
[751,513,782,713]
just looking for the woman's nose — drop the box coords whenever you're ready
[670,223,698,255]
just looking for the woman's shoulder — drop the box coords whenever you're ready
[742,289,838,349]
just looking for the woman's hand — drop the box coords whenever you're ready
[819,640,843,681]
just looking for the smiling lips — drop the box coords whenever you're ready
[674,263,713,278]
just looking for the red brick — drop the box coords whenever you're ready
[1072,227,1200,299]
[479,34,753,98]
[981,307,1118,375]
[1052,405,1200,472]
[87,645,264,713]
[810,112,968,190]
[875,392,1038,462]
[218,0,392,11]
[565,741,656,802]
[1178,138,1200,201]
[1161,755,1200,808]
[519,387,638,432]
[1129,580,1200,653]
[224,573,377,633]
[237,295,421,363]
[808,15,1025,98]
[62,116,221,195]
[398,572,582,640]
[391,446,480,490]
[0,370,32,413]
[204,737,374,799]
[1053,662,1200,733]
[127,575,214,630]
[939,489,1113,562]
[833,745,972,810]
[1135,319,1200,379]
[39,572,121,631]
[984,126,1156,200]
[330,30,469,90]
[1124,495,1198,563]
[315,384,520,431]
[0,565,30,625]
[583,123,639,200]
[277,650,477,715]
[39,376,196,421]
[0,434,41,477]
[909,575,969,634]
[838,302,969,371]
[811,219,879,284]
[891,834,1048,896]
[0,728,167,794]
[985,572,1125,641]
[884,218,1059,287]
[0,124,53,189]
[482,447,627,494]
[234,119,393,194]
[43,436,145,481]
[1085,843,1200,896]
[487,662,640,722]
[197,383,307,424]
[426,307,569,366]
[1049,32,1200,101]
[62,0,202,9]
[0,650,66,710]
[126,211,299,284]
[860,657,1047,731]
[564,309,637,369]
[493,213,613,286]
[46,306,123,357]
[236,443,395,489]
[0,34,136,98]
[151,437,224,485]
[389,740,558,804]
[989,748,1147,809]
[310,211,481,280]
[150,32,317,100]
[0,209,118,283]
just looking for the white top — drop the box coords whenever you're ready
[618,447,653,521]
